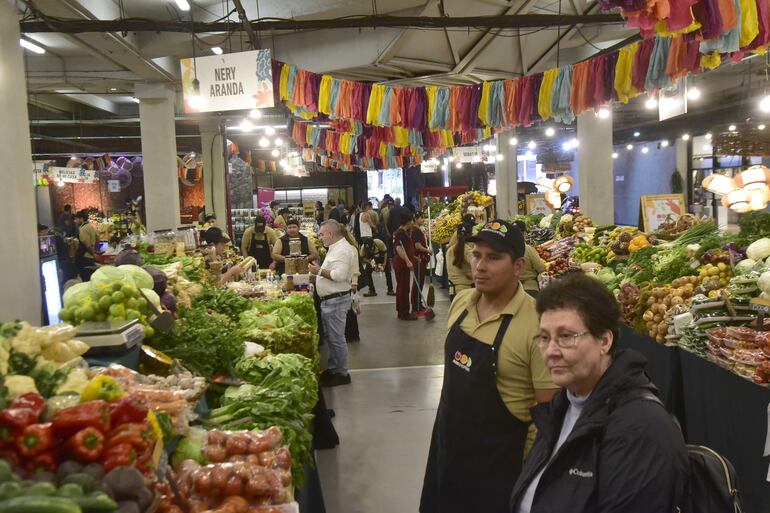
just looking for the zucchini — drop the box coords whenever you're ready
[0,496,82,513]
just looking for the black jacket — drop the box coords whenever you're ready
[510,350,688,513]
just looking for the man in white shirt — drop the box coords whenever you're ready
[309,219,358,387]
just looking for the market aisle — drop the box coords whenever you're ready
[317,272,450,513]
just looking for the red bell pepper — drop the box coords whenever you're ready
[0,448,20,467]
[9,393,45,419]
[15,423,54,457]
[52,400,111,440]
[101,442,137,472]
[108,396,149,426]
[0,409,39,447]
[106,422,155,452]
[26,450,58,474]
[64,427,105,463]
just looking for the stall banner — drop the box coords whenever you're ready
[453,146,483,163]
[256,188,275,208]
[33,162,99,185]
[640,194,686,231]
[525,194,554,216]
[180,49,274,113]
[421,159,439,173]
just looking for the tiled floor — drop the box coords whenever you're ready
[317,273,450,513]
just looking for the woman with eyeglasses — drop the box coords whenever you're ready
[510,273,688,513]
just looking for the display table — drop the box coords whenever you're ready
[618,327,770,512]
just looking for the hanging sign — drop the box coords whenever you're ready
[640,193,686,231]
[453,146,483,163]
[33,163,99,185]
[107,180,121,193]
[525,194,554,216]
[180,49,274,113]
[421,159,439,174]
[659,80,687,122]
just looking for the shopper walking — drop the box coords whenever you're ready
[241,215,277,269]
[393,214,417,320]
[420,220,558,513]
[272,218,319,276]
[309,220,357,387]
[511,272,688,513]
[446,215,476,301]
[514,221,546,299]
[73,210,99,281]
[358,201,376,247]
[379,198,396,296]
[411,212,432,313]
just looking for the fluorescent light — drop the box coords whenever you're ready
[265,126,276,136]
[259,137,269,148]
[20,39,45,54]
[238,119,254,132]
[109,87,118,92]
[274,137,283,146]
[527,140,536,150]
[174,0,191,11]
[641,147,649,154]
[612,152,619,159]
[545,127,555,137]
[597,107,610,119]
[509,137,518,146]
[626,144,634,150]
[687,86,701,101]
[682,134,690,141]
[249,109,262,119]
[633,131,640,137]
[271,149,280,157]
[661,140,669,148]
[211,47,223,55]
[645,97,658,109]
[760,94,770,112]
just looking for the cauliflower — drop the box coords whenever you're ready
[10,323,43,356]
[5,375,38,398]
[55,367,89,396]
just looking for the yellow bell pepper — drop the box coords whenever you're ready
[80,375,124,403]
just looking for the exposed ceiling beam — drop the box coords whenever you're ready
[231,0,260,50]
[375,0,437,64]
[526,1,599,74]
[19,13,627,33]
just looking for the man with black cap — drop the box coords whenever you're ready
[241,215,277,269]
[272,217,319,275]
[420,220,558,513]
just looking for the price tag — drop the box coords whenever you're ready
[750,298,770,315]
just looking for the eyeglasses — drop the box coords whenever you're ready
[535,331,590,349]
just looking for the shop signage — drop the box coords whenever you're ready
[659,80,687,122]
[180,49,274,113]
[453,146,482,163]
[107,180,121,192]
[33,163,99,185]
[421,159,439,173]
[640,194,686,231]
[525,194,554,216]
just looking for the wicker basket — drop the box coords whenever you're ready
[713,123,770,156]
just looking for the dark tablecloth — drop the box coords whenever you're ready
[618,327,770,513]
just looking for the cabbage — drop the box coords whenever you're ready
[141,288,161,310]
[734,259,757,274]
[746,238,770,261]
[63,282,94,307]
[119,265,154,290]
[91,265,134,288]
[758,271,770,295]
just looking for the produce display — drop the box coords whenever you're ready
[429,191,494,244]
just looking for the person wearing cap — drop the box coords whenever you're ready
[272,217,319,275]
[420,220,559,513]
[514,221,547,298]
[205,227,245,285]
[241,215,277,269]
[446,214,477,300]
[393,213,417,320]
[73,210,99,281]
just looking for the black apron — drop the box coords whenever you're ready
[247,233,273,269]
[276,234,310,275]
[75,230,96,281]
[420,310,529,513]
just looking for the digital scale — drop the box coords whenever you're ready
[76,319,146,357]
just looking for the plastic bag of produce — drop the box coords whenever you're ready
[119,264,154,290]
[62,282,94,307]
[91,265,134,288]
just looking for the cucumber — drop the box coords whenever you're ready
[69,493,117,513]
[0,461,12,484]
[0,496,82,513]
[0,483,22,501]
[59,475,95,495]
[56,484,84,498]
[23,482,57,497]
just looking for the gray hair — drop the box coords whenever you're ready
[321,219,342,235]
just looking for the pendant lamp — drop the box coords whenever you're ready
[735,165,770,191]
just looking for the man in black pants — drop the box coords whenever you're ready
[360,238,388,297]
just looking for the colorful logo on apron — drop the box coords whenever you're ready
[452,351,473,372]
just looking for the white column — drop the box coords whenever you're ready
[577,110,614,225]
[136,83,181,232]
[675,138,689,204]
[0,2,41,323]
[200,120,228,224]
[495,132,519,219]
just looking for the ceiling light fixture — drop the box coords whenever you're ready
[274,137,283,146]
[496,154,504,161]
[509,137,518,146]
[109,87,118,92]
[682,134,690,141]
[238,119,254,132]
[545,127,555,137]
[259,137,270,148]
[735,165,770,190]
[702,173,737,195]
[626,144,634,150]
[641,147,649,154]
[612,152,619,159]
[597,107,610,119]
[174,0,191,11]
[633,131,640,137]
[687,86,701,101]
[265,126,276,136]
[271,149,280,157]
[19,39,45,54]
[645,96,658,109]
[661,140,670,148]
[211,47,223,55]
[760,124,767,130]
[554,176,574,193]
[528,141,537,150]
[455,162,463,169]
[249,109,262,119]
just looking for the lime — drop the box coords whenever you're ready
[77,305,95,322]
[125,298,140,311]
[125,309,141,320]
[112,282,123,292]
[109,303,125,319]
[58,308,73,322]
[95,312,107,322]
[122,285,138,299]
[136,297,148,311]
[143,325,155,339]
[98,295,112,312]
[111,291,125,304]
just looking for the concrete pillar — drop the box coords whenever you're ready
[675,138,689,205]
[577,110,614,225]
[495,132,519,219]
[200,121,228,225]
[0,2,42,323]
[135,83,181,232]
